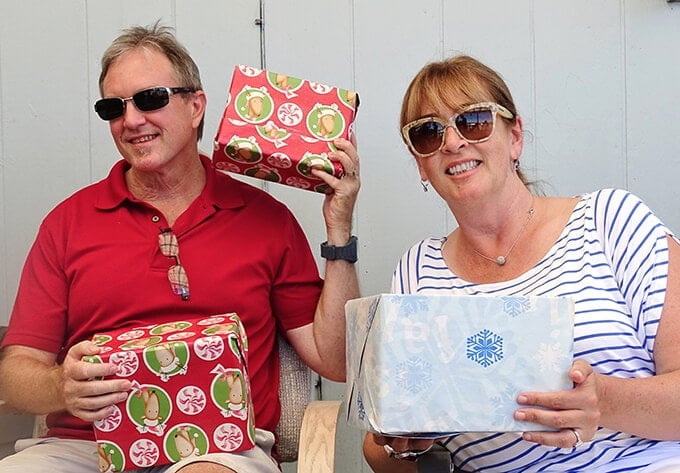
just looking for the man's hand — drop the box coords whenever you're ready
[62,340,131,421]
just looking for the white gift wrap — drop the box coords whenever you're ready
[345,294,574,436]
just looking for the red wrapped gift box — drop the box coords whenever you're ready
[84,314,255,471]
[212,65,359,193]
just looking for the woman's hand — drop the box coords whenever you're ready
[514,358,601,448]
[371,433,438,454]
[364,433,441,473]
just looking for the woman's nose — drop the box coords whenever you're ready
[441,125,466,153]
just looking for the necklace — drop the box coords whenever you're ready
[471,197,536,266]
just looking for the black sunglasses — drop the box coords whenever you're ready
[94,86,194,121]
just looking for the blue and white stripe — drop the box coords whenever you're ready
[392,188,680,472]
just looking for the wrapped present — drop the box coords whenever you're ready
[84,314,255,471]
[345,294,574,436]
[212,65,359,193]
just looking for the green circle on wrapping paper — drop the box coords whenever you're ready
[297,153,334,177]
[225,138,262,163]
[120,336,162,351]
[266,71,304,94]
[337,88,358,110]
[314,182,331,194]
[255,123,291,142]
[82,355,105,381]
[244,165,282,183]
[164,424,210,462]
[97,441,125,472]
[235,87,274,124]
[127,385,173,428]
[306,106,345,141]
[149,321,193,335]
[211,370,247,412]
[143,342,190,378]
[92,334,112,345]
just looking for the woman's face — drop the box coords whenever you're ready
[413,94,523,205]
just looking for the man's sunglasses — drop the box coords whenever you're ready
[94,86,195,121]
[401,102,514,158]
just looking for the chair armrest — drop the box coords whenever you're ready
[296,400,342,473]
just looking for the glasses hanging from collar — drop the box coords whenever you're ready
[158,229,190,301]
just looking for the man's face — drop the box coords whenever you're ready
[100,48,205,173]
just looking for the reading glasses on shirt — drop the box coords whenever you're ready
[158,229,190,301]
[94,86,195,121]
[402,102,514,158]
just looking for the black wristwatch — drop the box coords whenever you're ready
[320,235,358,263]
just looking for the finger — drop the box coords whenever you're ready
[569,358,593,384]
[514,404,580,430]
[522,429,584,449]
[331,138,359,175]
[66,340,101,360]
[65,379,130,420]
[386,436,435,453]
[70,396,125,422]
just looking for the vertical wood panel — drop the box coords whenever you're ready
[625,0,680,232]
[533,0,626,196]
[0,0,90,322]
[355,0,448,298]
[263,0,357,275]
[441,0,535,179]
[175,0,263,155]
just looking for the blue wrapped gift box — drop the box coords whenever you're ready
[345,294,574,436]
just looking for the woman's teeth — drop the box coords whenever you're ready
[446,160,480,176]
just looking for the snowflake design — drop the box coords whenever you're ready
[395,357,432,394]
[396,295,428,317]
[501,296,531,318]
[534,341,567,372]
[467,329,504,367]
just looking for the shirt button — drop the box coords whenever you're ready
[152,215,160,223]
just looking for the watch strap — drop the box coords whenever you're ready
[320,235,358,263]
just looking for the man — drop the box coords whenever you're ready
[0,23,360,473]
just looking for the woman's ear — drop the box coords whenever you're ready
[509,115,524,162]
[415,157,428,181]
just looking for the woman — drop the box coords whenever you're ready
[362,55,680,472]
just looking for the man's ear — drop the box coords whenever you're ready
[191,90,207,129]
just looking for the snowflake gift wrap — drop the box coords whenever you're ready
[83,314,256,471]
[212,65,359,194]
[345,294,574,436]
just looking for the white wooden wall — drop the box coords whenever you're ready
[1,1,679,471]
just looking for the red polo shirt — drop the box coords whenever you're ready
[3,155,323,440]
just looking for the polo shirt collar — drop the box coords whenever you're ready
[95,154,247,211]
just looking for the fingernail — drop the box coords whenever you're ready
[515,411,526,420]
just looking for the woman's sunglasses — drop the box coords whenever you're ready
[94,86,195,121]
[401,102,514,158]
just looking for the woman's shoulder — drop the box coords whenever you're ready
[578,187,642,207]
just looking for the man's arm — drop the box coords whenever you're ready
[0,342,130,420]
[287,137,360,381]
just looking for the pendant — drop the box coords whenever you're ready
[496,256,506,265]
